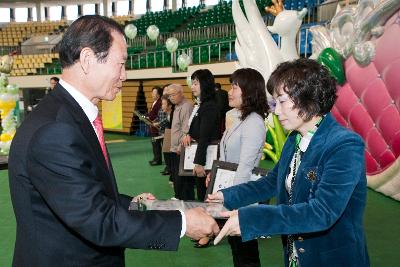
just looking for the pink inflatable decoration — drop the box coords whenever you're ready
[333,11,400,199]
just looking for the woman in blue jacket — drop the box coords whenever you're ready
[209,58,370,267]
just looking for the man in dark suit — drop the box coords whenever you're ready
[8,15,218,267]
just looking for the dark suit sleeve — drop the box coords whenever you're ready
[119,193,133,209]
[193,102,220,166]
[27,122,181,250]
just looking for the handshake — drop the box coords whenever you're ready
[133,192,228,242]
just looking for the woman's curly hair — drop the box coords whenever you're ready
[230,68,269,120]
[267,58,337,121]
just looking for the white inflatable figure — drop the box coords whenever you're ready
[267,8,308,61]
[232,0,307,97]
[232,0,282,92]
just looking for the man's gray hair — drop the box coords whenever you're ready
[167,84,183,93]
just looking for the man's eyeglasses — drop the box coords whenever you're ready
[168,92,179,98]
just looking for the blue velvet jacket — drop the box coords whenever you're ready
[222,113,370,267]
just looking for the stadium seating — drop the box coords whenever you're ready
[2,0,331,76]
[9,53,60,76]
[0,20,67,47]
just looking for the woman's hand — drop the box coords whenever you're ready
[132,192,156,203]
[193,164,206,177]
[205,191,224,203]
[181,134,192,147]
[213,210,240,245]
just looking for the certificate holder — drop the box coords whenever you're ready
[129,199,229,219]
[206,160,269,196]
[178,141,219,176]
[133,110,159,129]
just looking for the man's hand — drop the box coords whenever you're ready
[132,192,156,203]
[213,210,240,245]
[193,164,206,177]
[185,207,220,240]
[205,191,224,203]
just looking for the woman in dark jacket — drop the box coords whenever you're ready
[210,59,369,267]
[182,69,221,206]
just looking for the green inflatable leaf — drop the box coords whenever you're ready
[317,47,345,85]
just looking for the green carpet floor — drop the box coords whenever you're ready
[1,136,399,266]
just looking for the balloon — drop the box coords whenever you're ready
[124,24,137,40]
[0,133,13,142]
[146,25,159,41]
[317,47,345,85]
[177,53,191,71]
[0,55,13,74]
[165,37,179,53]
[0,67,17,155]
[0,73,8,88]
[186,76,192,87]
[6,84,18,95]
[0,93,10,102]
[0,140,12,154]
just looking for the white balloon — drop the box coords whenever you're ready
[0,55,13,74]
[124,24,137,40]
[186,76,192,87]
[147,25,159,41]
[177,53,191,71]
[0,140,11,154]
[166,37,179,53]
[0,73,8,87]
[6,84,18,95]
[0,93,8,101]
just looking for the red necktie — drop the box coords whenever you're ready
[93,115,109,166]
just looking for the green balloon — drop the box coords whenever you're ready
[317,47,345,85]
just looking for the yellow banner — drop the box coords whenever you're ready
[102,91,123,130]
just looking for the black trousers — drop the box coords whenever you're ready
[163,152,173,181]
[170,153,195,200]
[150,138,162,163]
[163,152,172,171]
[228,236,260,267]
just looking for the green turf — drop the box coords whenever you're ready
[1,137,399,266]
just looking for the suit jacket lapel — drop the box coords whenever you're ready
[52,85,120,200]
